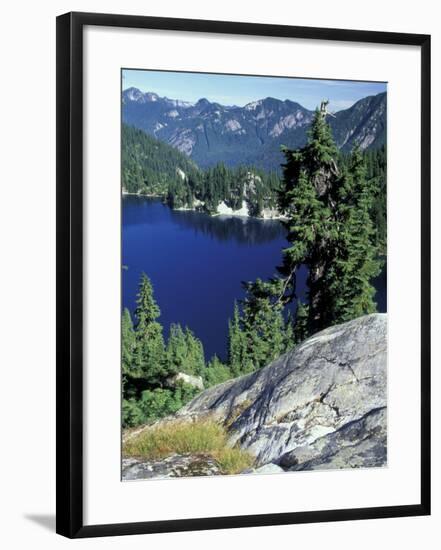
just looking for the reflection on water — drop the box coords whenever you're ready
[123,195,286,245]
[170,210,286,245]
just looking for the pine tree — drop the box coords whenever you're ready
[166,324,206,377]
[122,308,135,375]
[228,302,250,377]
[244,104,383,345]
[184,327,205,376]
[330,147,381,321]
[132,273,167,386]
[278,106,342,334]
[204,355,231,387]
[121,308,136,397]
[293,301,309,344]
[239,279,288,372]
[165,323,187,375]
[284,309,295,351]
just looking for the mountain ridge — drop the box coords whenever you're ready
[122,88,386,171]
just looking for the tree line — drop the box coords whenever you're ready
[123,123,386,233]
[122,106,386,427]
[122,124,200,196]
[123,124,282,217]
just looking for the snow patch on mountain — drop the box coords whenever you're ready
[245,100,263,111]
[225,119,243,133]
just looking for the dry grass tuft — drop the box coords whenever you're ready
[123,418,254,475]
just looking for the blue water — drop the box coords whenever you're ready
[122,196,386,361]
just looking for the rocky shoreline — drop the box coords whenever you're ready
[122,191,286,220]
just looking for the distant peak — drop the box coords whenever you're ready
[123,88,159,103]
[123,87,143,100]
[244,99,263,110]
[144,92,159,101]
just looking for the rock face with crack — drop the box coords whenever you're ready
[174,313,387,470]
[124,314,387,475]
[278,407,386,470]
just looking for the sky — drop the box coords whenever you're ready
[122,69,386,112]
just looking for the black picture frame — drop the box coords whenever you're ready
[56,11,431,539]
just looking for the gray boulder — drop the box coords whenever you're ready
[175,313,387,470]
[279,407,387,470]
[122,454,222,480]
[165,372,204,391]
[242,463,285,475]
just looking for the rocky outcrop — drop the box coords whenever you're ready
[242,463,285,475]
[278,407,386,471]
[216,200,250,217]
[175,313,387,470]
[123,454,222,480]
[125,314,387,475]
[165,372,204,391]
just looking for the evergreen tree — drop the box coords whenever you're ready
[166,324,205,377]
[228,302,246,376]
[339,145,386,252]
[184,327,205,376]
[243,104,383,345]
[227,302,251,377]
[165,323,188,375]
[121,308,136,395]
[330,147,381,320]
[284,309,295,351]
[132,273,167,386]
[227,281,292,376]
[241,279,286,370]
[293,301,309,344]
[204,355,232,387]
[278,106,341,334]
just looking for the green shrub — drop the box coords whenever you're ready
[122,383,199,428]
[203,355,232,387]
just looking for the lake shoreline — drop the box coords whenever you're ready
[122,192,287,221]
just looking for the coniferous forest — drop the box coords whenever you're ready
[122,105,387,428]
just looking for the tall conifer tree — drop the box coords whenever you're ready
[245,103,382,342]
[330,147,381,321]
[121,307,136,396]
[277,105,340,334]
[132,273,167,386]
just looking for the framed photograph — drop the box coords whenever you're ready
[56,11,431,538]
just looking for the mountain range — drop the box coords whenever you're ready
[122,87,386,171]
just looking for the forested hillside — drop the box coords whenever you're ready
[122,124,281,217]
[122,124,200,195]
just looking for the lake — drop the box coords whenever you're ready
[122,196,386,361]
